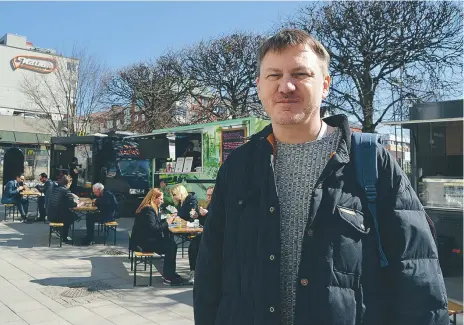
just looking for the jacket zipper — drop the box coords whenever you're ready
[270,154,278,196]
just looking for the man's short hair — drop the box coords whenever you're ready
[257,28,330,76]
[39,173,48,178]
[93,183,104,191]
[59,175,72,186]
[206,185,215,192]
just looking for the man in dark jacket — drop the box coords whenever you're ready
[47,175,77,241]
[1,174,29,222]
[188,185,214,284]
[193,29,448,325]
[69,157,80,194]
[82,183,118,245]
[35,172,55,222]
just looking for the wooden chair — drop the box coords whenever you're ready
[4,204,17,222]
[133,252,155,286]
[103,221,118,246]
[49,223,64,247]
[448,300,463,325]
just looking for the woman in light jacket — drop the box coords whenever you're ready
[170,184,200,284]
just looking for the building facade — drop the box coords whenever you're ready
[0,33,77,182]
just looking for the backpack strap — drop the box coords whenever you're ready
[351,132,389,268]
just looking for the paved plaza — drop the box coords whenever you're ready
[0,200,462,325]
[0,201,195,325]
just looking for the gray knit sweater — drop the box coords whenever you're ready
[274,127,341,325]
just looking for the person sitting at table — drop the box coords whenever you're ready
[35,173,55,222]
[81,183,119,246]
[131,188,183,286]
[47,175,77,242]
[170,184,201,284]
[1,173,30,223]
[170,184,200,222]
[186,185,214,284]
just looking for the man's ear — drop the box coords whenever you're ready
[256,77,261,101]
[322,75,331,99]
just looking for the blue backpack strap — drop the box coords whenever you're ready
[352,132,389,268]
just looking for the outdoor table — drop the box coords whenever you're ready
[20,189,42,219]
[71,200,98,245]
[169,224,203,258]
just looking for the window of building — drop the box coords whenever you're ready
[107,120,113,128]
[142,115,146,121]
[135,115,139,122]
[66,62,78,72]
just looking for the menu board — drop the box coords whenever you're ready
[175,158,185,173]
[221,127,247,163]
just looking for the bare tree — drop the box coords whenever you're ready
[182,32,266,122]
[104,52,191,131]
[21,46,108,136]
[287,1,463,131]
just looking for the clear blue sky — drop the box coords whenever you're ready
[0,1,305,70]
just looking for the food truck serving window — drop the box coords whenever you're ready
[417,121,463,209]
[154,132,203,174]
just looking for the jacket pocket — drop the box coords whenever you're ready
[337,207,370,235]
[332,206,369,275]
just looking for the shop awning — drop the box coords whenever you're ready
[382,117,463,126]
[0,131,16,143]
[0,131,51,144]
[36,133,51,144]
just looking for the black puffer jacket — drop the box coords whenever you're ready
[177,192,199,222]
[47,185,77,222]
[131,206,168,252]
[194,115,448,325]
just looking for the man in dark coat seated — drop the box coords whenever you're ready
[35,172,55,222]
[82,183,118,245]
[1,173,30,222]
[47,175,77,242]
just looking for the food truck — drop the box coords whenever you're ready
[50,134,151,217]
[126,117,270,203]
[383,99,463,275]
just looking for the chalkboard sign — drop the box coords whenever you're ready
[221,127,247,163]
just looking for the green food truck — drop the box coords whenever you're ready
[126,117,270,204]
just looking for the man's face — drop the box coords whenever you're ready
[18,176,25,183]
[160,181,167,189]
[256,44,330,126]
[206,189,214,203]
[93,188,102,197]
[40,176,45,183]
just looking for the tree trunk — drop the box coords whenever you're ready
[362,94,375,133]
